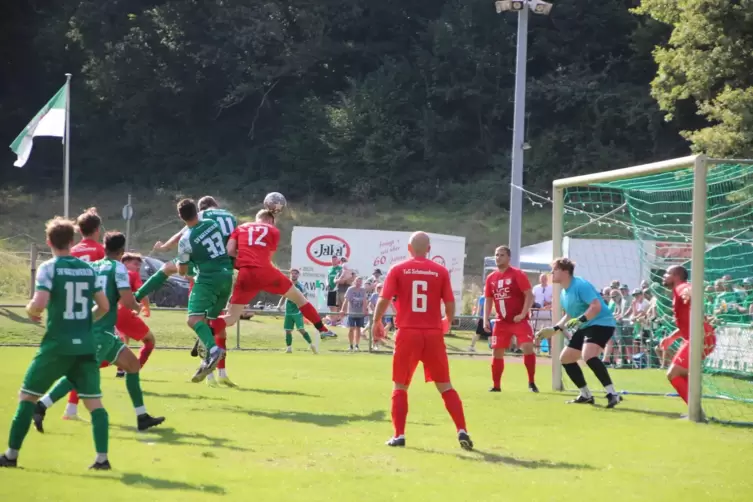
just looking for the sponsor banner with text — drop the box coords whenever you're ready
[290,227,466,305]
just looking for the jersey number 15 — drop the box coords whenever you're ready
[63,282,90,320]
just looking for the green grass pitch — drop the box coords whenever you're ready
[0,307,752,501]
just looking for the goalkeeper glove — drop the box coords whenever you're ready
[566,315,588,330]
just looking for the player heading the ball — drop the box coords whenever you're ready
[373,231,473,450]
[539,257,621,408]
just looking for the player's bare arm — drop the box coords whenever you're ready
[119,288,141,314]
[92,289,110,321]
[514,288,534,323]
[483,295,493,331]
[153,229,184,252]
[26,290,49,321]
[227,237,238,257]
[444,300,456,325]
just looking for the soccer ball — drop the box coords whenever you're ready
[263,192,287,214]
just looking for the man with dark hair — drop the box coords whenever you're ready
[545,257,621,408]
[660,265,716,406]
[221,210,337,343]
[1,217,111,469]
[34,231,165,434]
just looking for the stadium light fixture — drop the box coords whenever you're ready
[494,0,552,269]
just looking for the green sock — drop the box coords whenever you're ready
[125,372,145,411]
[90,408,109,454]
[135,270,168,302]
[8,400,35,450]
[48,377,74,404]
[193,321,216,351]
[285,332,293,346]
[301,332,312,344]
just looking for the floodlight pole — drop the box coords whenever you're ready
[508,5,529,268]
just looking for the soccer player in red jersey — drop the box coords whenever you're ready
[661,265,717,406]
[70,208,105,263]
[221,210,336,341]
[63,208,106,419]
[117,253,157,370]
[372,232,472,450]
[483,245,538,393]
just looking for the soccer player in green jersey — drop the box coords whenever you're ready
[33,232,166,433]
[176,198,231,382]
[1,218,111,469]
[276,268,318,354]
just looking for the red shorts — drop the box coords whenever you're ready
[490,320,534,349]
[115,306,150,341]
[672,333,717,370]
[392,328,450,386]
[230,266,292,305]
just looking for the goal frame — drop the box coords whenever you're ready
[550,154,750,423]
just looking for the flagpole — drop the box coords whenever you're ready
[63,73,72,218]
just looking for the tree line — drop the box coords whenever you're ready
[2,1,751,206]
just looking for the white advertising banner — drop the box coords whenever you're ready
[705,325,753,376]
[290,227,466,308]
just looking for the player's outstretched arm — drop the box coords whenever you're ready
[154,229,184,252]
[92,290,110,321]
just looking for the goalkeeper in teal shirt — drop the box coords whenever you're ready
[540,257,621,409]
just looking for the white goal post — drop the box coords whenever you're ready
[549,154,746,423]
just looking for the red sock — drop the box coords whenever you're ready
[391,389,408,437]
[299,303,325,332]
[99,360,110,369]
[211,318,227,334]
[491,358,505,389]
[670,376,689,404]
[523,353,536,384]
[139,340,155,367]
[441,389,467,432]
[215,334,227,369]
[68,390,79,405]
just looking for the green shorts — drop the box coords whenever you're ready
[21,349,102,399]
[188,274,233,319]
[284,313,304,331]
[95,329,128,365]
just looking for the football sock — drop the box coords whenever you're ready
[441,389,467,432]
[125,373,145,413]
[491,358,505,388]
[670,375,689,404]
[523,353,536,384]
[139,340,155,367]
[193,321,216,351]
[47,377,74,406]
[65,403,78,416]
[299,303,326,332]
[8,400,35,451]
[214,334,227,370]
[563,362,588,389]
[301,331,312,344]
[285,332,293,346]
[586,357,613,388]
[90,408,109,455]
[391,389,408,437]
[219,368,227,378]
[135,270,168,302]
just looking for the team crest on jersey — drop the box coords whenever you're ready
[506,279,512,285]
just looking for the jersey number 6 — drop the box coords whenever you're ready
[411,280,428,313]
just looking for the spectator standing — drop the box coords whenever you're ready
[326,257,343,325]
[342,276,367,351]
[532,274,553,309]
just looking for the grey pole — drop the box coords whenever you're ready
[508,6,529,268]
[125,194,132,250]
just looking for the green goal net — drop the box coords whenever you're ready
[555,159,753,425]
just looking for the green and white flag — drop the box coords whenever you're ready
[9,82,68,167]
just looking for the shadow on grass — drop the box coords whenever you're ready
[27,468,225,494]
[0,308,37,325]
[414,447,598,470]
[143,390,228,402]
[613,407,683,419]
[220,404,386,427]
[112,424,251,452]
[228,387,321,398]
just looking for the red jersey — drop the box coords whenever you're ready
[380,257,454,333]
[230,222,280,268]
[128,269,143,292]
[484,267,531,322]
[672,282,712,339]
[70,238,105,263]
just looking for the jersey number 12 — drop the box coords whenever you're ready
[247,225,269,247]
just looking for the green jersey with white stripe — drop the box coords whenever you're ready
[35,256,101,355]
[91,258,131,333]
[177,219,233,284]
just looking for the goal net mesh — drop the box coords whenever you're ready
[559,161,753,424]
